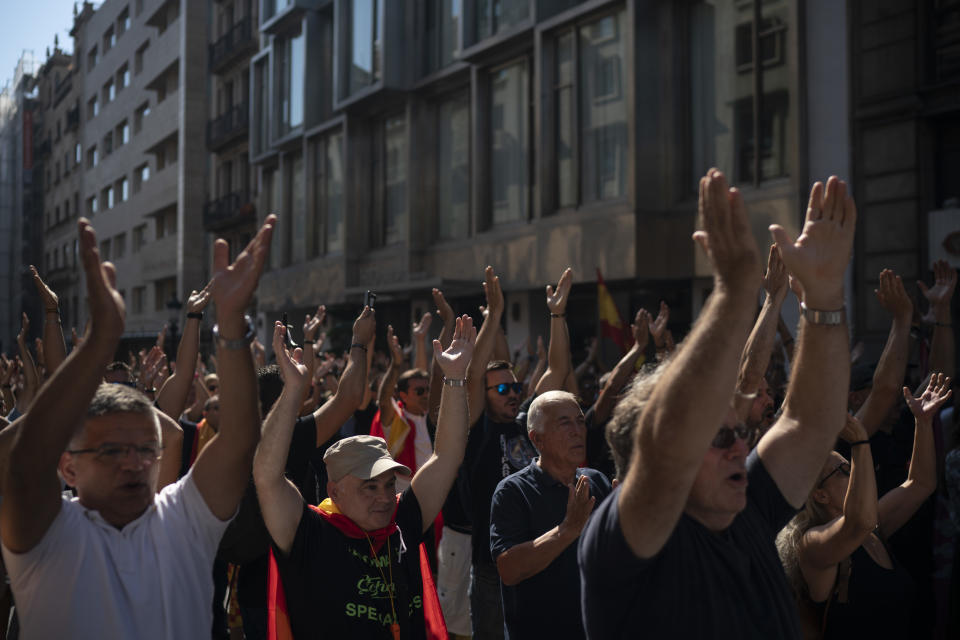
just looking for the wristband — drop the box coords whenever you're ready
[45,307,60,314]
[186,311,203,320]
[800,302,845,326]
[144,387,157,394]
[550,313,566,318]
[443,378,466,387]
[303,340,315,345]
[935,322,952,328]
[850,440,870,447]
[350,343,367,351]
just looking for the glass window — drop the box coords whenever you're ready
[277,30,305,135]
[312,132,345,256]
[254,58,269,153]
[290,153,306,263]
[347,0,382,95]
[88,195,98,215]
[383,116,407,245]
[490,61,528,225]
[120,121,130,145]
[114,233,126,258]
[133,224,147,252]
[119,177,129,202]
[75,142,82,165]
[690,0,792,186]
[556,32,575,208]
[105,186,114,209]
[105,80,115,103]
[437,93,470,239]
[119,65,130,89]
[476,0,529,43]
[425,0,461,74]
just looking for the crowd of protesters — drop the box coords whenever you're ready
[0,169,957,640]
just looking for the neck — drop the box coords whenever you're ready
[537,456,578,486]
[683,505,736,533]
[79,498,149,530]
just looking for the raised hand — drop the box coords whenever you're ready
[412,312,433,339]
[250,338,266,369]
[546,268,573,315]
[386,325,404,367]
[482,266,505,319]
[433,315,477,380]
[156,324,168,351]
[917,259,957,323]
[30,266,59,312]
[649,301,669,348]
[761,244,788,298]
[875,269,912,320]
[903,373,953,423]
[303,304,326,341]
[352,306,376,346]
[432,288,455,326]
[209,215,276,325]
[559,474,596,538]
[186,287,212,315]
[17,313,30,346]
[536,335,546,359]
[0,354,15,387]
[631,309,651,353]
[272,321,309,390]
[138,346,166,390]
[769,176,856,309]
[838,413,868,444]
[693,169,761,290]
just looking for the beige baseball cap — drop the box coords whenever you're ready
[323,435,412,482]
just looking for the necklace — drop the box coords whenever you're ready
[363,531,400,640]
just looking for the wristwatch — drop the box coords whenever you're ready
[443,378,466,387]
[800,302,845,326]
[212,315,256,350]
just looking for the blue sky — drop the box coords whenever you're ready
[0,1,83,89]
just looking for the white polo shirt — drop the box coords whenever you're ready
[2,471,230,640]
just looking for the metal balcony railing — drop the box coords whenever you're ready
[203,190,256,232]
[210,16,257,74]
[207,102,249,151]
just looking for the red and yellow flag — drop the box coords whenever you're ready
[597,269,630,353]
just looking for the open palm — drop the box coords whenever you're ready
[434,315,477,380]
[904,372,953,422]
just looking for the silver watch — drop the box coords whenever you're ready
[212,315,256,350]
[800,302,845,326]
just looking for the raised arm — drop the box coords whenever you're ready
[300,304,325,409]
[877,374,950,536]
[412,312,433,372]
[799,416,878,602]
[758,177,857,508]
[156,287,210,420]
[428,288,455,425]
[411,315,476,531]
[536,268,574,395]
[525,336,547,399]
[15,314,39,413]
[156,410,184,488]
[919,260,956,380]
[253,322,311,554]
[191,215,275,520]
[619,169,761,558]
[31,266,67,375]
[311,307,375,446]
[375,324,404,429]
[1,218,125,553]
[467,266,504,427]
[734,245,787,420]
[649,301,670,361]
[593,310,649,425]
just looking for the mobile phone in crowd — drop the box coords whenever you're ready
[364,290,376,309]
[281,312,298,350]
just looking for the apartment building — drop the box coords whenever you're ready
[34,48,84,334]
[70,0,209,345]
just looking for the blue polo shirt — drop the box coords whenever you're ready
[490,459,612,639]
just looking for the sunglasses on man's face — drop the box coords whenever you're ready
[818,462,851,489]
[486,382,523,396]
[710,422,758,450]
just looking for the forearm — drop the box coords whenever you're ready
[209,322,260,467]
[157,411,183,487]
[536,317,572,394]
[377,364,402,420]
[300,343,317,408]
[493,328,510,363]
[42,310,67,374]
[253,384,306,486]
[527,355,547,397]
[594,346,642,424]
[414,336,429,372]
[737,293,784,396]
[496,526,578,586]
[411,381,468,527]
[905,418,936,494]
[929,305,954,380]
[314,344,368,444]
[156,318,201,419]
[856,315,911,436]
[430,315,456,425]
[842,446,879,532]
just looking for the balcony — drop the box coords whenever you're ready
[210,16,257,74]
[203,190,256,232]
[207,102,249,151]
[66,105,80,132]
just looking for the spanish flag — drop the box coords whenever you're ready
[597,269,630,353]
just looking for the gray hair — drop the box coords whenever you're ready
[527,390,579,436]
[71,383,161,446]
[605,359,671,481]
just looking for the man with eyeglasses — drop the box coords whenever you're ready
[579,171,857,639]
[0,215,276,639]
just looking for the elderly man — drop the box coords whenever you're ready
[0,215,275,638]
[580,171,857,638]
[490,390,611,639]
[254,314,477,639]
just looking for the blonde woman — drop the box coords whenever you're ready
[777,373,952,639]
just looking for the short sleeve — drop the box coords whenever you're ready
[745,449,797,532]
[489,477,531,560]
[396,487,425,546]
[157,470,233,558]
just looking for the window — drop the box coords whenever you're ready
[64,152,71,176]
[424,0,461,75]
[690,0,792,186]
[377,116,408,246]
[87,46,98,70]
[155,206,177,238]
[475,0,528,43]
[555,11,628,207]
[118,177,129,203]
[118,65,130,91]
[103,132,114,156]
[134,102,150,133]
[64,198,70,219]
[135,42,149,74]
[265,0,292,21]
[265,169,284,269]
[311,132,345,255]
[87,195,98,215]
[347,0,382,96]
[104,80,115,104]
[154,277,177,312]
[289,153,306,262]
[118,121,130,146]
[134,163,150,192]
[88,95,99,119]
[118,7,131,35]
[113,233,126,259]
[133,286,146,314]
[253,58,269,153]
[100,238,111,260]
[104,26,116,52]
[437,92,470,239]
[133,224,148,252]
[276,29,305,136]
[490,60,528,225]
[87,145,98,168]
[75,142,81,165]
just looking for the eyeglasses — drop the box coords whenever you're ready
[486,382,523,396]
[207,385,218,392]
[710,423,758,449]
[410,387,427,397]
[818,462,851,488]
[66,442,162,464]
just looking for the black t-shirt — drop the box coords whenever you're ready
[578,449,800,639]
[274,488,427,640]
[463,411,537,566]
[490,461,612,639]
